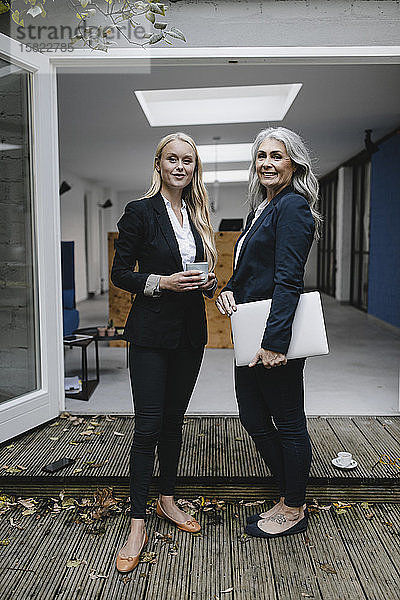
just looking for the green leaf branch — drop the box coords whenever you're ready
[0,0,186,50]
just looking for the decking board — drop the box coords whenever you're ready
[1,416,400,502]
[1,500,399,599]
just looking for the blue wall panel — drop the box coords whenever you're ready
[368,134,400,327]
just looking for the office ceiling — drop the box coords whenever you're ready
[57,62,400,191]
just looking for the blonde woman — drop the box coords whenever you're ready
[111,133,217,572]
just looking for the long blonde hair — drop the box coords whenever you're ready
[144,132,217,270]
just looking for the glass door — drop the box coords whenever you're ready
[317,172,338,297]
[0,34,63,441]
[350,159,371,311]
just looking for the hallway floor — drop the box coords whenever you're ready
[64,293,400,416]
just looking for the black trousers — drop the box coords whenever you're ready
[128,341,204,519]
[235,358,311,507]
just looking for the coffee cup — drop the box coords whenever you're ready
[336,451,352,467]
[184,261,209,284]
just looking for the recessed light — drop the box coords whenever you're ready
[203,169,250,183]
[135,83,302,126]
[198,143,252,164]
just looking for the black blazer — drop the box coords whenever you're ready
[222,186,315,355]
[111,192,207,349]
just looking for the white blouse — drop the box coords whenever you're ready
[234,199,270,270]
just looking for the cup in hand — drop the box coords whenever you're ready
[336,451,352,467]
[184,262,209,284]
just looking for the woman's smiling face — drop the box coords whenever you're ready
[156,139,196,191]
[256,138,296,197]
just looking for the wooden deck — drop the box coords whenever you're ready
[0,495,399,600]
[1,415,400,502]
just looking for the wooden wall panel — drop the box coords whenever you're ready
[108,231,240,349]
[108,232,130,348]
[205,231,240,348]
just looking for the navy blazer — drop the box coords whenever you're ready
[111,192,207,349]
[222,186,315,355]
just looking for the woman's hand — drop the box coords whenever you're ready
[199,272,216,291]
[159,270,204,293]
[249,348,287,369]
[216,290,237,316]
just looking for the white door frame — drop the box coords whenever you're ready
[0,34,64,441]
[1,42,399,441]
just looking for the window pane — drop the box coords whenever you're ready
[0,58,40,403]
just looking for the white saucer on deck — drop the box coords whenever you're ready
[331,457,358,470]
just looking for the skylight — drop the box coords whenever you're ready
[135,83,302,126]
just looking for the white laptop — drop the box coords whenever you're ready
[230,291,329,367]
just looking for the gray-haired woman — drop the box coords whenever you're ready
[216,127,321,538]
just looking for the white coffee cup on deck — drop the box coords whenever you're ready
[336,451,352,467]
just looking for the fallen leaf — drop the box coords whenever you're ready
[235,437,243,441]
[365,513,374,520]
[18,499,36,509]
[360,502,370,509]
[318,504,332,511]
[22,508,37,516]
[66,558,87,568]
[333,502,352,508]
[105,415,116,421]
[4,466,23,474]
[74,468,83,473]
[320,563,337,574]
[49,437,59,441]
[6,444,14,449]
[0,539,10,546]
[9,517,25,530]
[80,430,94,436]
[383,521,393,527]
[221,587,234,593]
[69,442,79,446]
[89,569,108,580]
[243,500,265,507]
[139,552,157,564]
[114,431,124,436]
[50,421,60,427]
[335,509,348,515]
[301,594,314,598]
[121,575,131,584]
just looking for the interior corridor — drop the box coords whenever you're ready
[63,293,400,416]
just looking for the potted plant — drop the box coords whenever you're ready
[107,319,116,336]
[97,325,107,337]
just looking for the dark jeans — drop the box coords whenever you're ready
[128,342,204,519]
[235,358,311,507]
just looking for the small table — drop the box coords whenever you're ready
[63,336,99,401]
[74,326,129,367]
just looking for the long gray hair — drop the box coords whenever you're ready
[248,127,322,238]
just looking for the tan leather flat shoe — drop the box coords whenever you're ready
[156,501,201,533]
[116,530,148,573]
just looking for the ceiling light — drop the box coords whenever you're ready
[203,170,249,184]
[0,143,22,151]
[198,143,252,164]
[135,83,302,126]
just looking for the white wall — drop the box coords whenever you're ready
[59,170,118,302]
[335,166,353,302]
[8,1,400,47]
